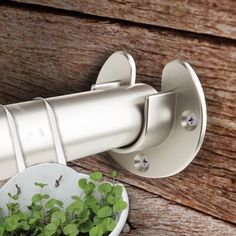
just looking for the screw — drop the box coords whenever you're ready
[134,154,149,172]
[181,111,197,130]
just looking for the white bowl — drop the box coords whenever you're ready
[0,163,129,236]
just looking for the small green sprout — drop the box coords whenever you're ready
[0,170,127,235]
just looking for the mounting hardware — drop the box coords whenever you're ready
[134,154,149,172]
[181,111,198,131]
[96,53,207,178]
[0,51,207,180]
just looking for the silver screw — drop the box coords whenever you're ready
[134,153,149,172]
[181,111,198,130]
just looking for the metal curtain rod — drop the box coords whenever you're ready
[0,51,207,180]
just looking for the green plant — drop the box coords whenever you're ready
[0,170,127,236]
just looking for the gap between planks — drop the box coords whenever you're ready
[5,0,236,41]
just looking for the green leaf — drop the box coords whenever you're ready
[98,183,112,195]
[101,217,117,232]
[21,221,30,231]
[79,220,93,233]
[89,226,103,236]
[35,182,47,189]
[28,210,41,225]
[93,216,103,225]
[63,223,79,236]
[67,199,84,215]
[84,182,96,195]
[84,195,98,207]
[28,202,43,212]
[56,200,64,208]
[32,193,43,203]
[17,211,28,220]
[45,199,64,209]
[106,195,115,204]
[6,202,20,215]
[113,185,123,200]
[77,209,90,225]
[113,200,127,213]
[51,211,66,226]
[111,170,118,179]
[4,215,20,232]
[0,226,4,236]
[78,178,87,189]
[97,206,112,218]
[89,171,103,182]
[71,196,81,201]
[45,198,58,208]
[43,194,50,199]
[44,223,57,236]
[91,205,100,215]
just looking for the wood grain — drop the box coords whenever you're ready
[9,0,236,40]
[120,187,236,236]
[0,3,235,226]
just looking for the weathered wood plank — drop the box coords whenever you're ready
[8,0,236,40]
[0,4,235,224]
[1,168,235,236]
[124,186,236,236]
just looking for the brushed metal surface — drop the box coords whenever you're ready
[95,51,136,87]
[110,60,207,178]
[0,51,206,180]
[0,84,157,180]
[112,91,176,153]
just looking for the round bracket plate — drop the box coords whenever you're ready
[95,51,136,88]
[109,59,207,178]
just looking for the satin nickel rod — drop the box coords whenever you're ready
[0,84,157,179]
[0,51,207,179]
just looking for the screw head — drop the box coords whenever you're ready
[134,154,149,172]
[181,111,198,130]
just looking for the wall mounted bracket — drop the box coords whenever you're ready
[92,51,207,178]
[0,51,207,180]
